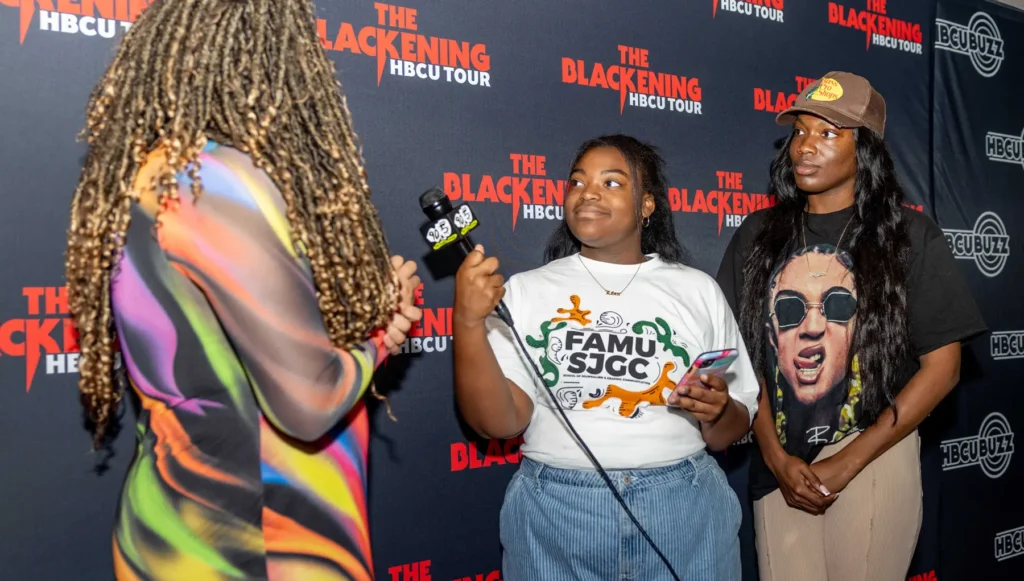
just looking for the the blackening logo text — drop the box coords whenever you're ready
[0,286,118,390]
[562,45,702,115]
[828,0,924,54]
[445,154,565,230]
[318,2,490,87]
[714,0,784,23]
[754,76,817,114]
[670,171,776,234]
[1,0,146,44]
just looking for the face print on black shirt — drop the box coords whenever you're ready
[767,244,862,450]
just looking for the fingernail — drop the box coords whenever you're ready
[700,374,709,382]
[818,485,831,496]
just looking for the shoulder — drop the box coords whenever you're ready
[652,260,726,301]
[505,255,577,294]
[726,207,770,257]
[902,206,945,240]
[901,206,947,260]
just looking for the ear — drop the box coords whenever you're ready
[641,192,655,219]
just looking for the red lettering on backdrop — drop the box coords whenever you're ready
[453,571,502,581]
[907,570,937,581]
[451,436,524,471]
[0,287,86,391]
[387,559,432,581]
[442,154,565,230]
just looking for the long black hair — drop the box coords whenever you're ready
[739,128,911,426]
[544,134,688,264]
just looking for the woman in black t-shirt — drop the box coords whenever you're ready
[716,72,987,581]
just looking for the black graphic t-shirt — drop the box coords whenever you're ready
[717,205,987,500]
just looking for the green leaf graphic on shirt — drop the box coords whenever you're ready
[526,320,567,387]
[631,318,690,367]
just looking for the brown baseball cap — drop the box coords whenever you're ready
[776,71,886,137]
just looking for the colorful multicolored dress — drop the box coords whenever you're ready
[109,142,386,580]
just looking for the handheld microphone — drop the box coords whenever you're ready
[417,187,514,328]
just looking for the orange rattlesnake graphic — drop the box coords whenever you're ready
[582,362,678,418]
[551,295,592,326]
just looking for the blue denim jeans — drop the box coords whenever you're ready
[499,452,741,581]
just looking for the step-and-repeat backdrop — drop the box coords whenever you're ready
[0,0,1020,579]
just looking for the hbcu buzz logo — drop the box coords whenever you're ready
[670,171,776,234]
[991,330,1024,361]
[985,127,1024,170]
[935,12,1004,78]
[444,153,565,230]
[561,45,702,116]
[943,211,1010,278]
[828,0,924,55]
[317,2,490,88]
[0,286,121,391]
[995,525,1024,562]
[1,0,146,44]
[941,412,1014,479]
[714,0,785,24]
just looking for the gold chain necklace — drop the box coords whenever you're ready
[802,212,855,279]
[577,255,643,296]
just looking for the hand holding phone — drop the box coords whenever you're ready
[680,349,739,388]
[667,349,738,423]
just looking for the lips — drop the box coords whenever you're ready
[794,345,825,384]
[794,162,820,176]
[573,205,610,218]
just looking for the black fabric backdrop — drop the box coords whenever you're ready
[0,0,1020,579]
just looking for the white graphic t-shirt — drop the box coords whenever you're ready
[486,253,760,470]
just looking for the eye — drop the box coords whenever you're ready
[569,178,583,188]
[794,128,806,136]
[823,129,839,138]
[605,179,622,188]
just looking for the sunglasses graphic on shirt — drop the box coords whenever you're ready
[771,288,858,330]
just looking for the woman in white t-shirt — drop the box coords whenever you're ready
[451,134,761,580]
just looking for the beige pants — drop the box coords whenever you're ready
[753,430,923,581]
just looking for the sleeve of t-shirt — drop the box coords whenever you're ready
[908,224,988,356]
[484,275,540,401]
[715,226,744,315]
[707,278,760,427]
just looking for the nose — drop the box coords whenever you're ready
[800,304,827,338]
[795,134,817,157]
[580,182,601,201]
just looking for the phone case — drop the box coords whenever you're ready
[682,349,739,384]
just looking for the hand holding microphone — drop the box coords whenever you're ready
[454,245,506,330]
[418,187,514,327]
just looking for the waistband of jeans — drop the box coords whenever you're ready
[519,450,714,489]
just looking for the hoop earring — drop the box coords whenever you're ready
[642,216,650,228]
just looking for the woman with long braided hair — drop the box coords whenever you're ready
[716,72,986,580]
[66,0,421,578]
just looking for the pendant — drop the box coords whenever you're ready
[606,290,621,296]
[808,272,827,278]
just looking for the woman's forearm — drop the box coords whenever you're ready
[828,343,962,479]
[453,318,533,439]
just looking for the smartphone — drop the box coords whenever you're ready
[680,349,739,387]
